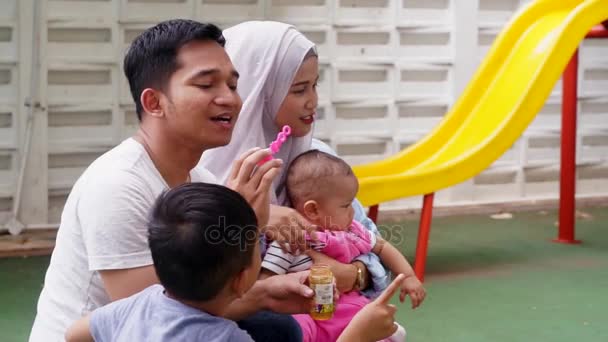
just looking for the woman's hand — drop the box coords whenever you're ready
[226,148,282,226]
[307,250,366,293]
[264,205,318,253]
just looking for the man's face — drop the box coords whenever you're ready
[161,40,242,150]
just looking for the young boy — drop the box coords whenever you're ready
[65,181,408,342]
[65,183,262,341]
[261,150,427,342]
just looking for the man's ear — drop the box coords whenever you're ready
[140,88,164,118]
[230,269,248,299]
[302,200,320,221]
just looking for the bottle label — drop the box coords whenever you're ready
[314,283,333,305]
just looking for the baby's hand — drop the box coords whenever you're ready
[399,275,426,309]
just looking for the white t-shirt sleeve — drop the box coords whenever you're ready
[79,170,155,271]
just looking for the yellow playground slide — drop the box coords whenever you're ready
[353,0,608,207]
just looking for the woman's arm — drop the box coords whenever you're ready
[306,250,366,293]
[352,199,390,295]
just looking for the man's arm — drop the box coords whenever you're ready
[99,266,159,301]
[224,272,314,321]
[65,314,94,342]
[78,169,159,300]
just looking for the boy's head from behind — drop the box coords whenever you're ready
[148,183,260,304]
[286,150,358,231]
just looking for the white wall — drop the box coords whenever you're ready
[0,0,607,229]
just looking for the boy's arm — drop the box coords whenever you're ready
[372,238,426,308]
[65,314,94,342]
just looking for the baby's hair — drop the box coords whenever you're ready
[286,150,355,207]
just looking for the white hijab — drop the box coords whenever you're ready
[199,21,316,205]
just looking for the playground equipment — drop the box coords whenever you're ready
[352,0,608,281]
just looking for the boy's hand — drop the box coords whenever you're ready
[399,275,426,309]
[227,148,282,227]
[339,274,405,342]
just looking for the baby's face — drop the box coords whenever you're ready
[316,176,358,231]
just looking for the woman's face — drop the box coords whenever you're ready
[274,56,319,137]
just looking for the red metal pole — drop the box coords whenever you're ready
[414,193,434,282]
[586,24,608,38]
[368,204,379,224]
[555,49,581,244]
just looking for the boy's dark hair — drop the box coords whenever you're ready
[148,182,258,302]
[286,149,355,206]
[124,19,225,120]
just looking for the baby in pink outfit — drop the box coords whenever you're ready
[261,150,426,342]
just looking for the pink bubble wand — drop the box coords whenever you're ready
[258,125,291,165]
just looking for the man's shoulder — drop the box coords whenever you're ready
[79,139,159,191]
[89,139,148,174]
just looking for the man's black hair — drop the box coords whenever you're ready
[148,182,258,302]
[123,19,225,120]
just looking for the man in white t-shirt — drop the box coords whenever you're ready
[29,20,313,342]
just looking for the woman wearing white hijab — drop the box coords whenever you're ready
[201,21,315,205]
[200,21,389,302]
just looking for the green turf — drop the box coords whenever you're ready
[0,256,49,342]
[1,207,606,341]
[384,207,608,342]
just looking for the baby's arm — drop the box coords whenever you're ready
[65,314,94,342]
[372,238,426,308]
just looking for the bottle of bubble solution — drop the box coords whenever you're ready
[309,264,335,320]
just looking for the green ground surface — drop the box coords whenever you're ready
[1,207,606,341]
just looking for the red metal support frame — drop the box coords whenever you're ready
[555,48,581,244]
[414,193,435,282]
[368,204,379,224]
[554,24,607,244]
[365,24,608,277]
